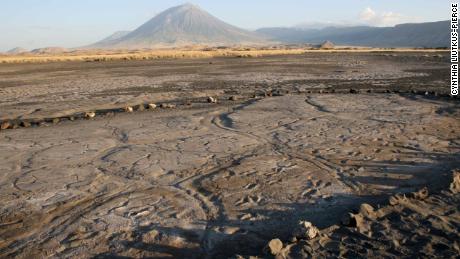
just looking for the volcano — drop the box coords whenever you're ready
[90,3,266,49]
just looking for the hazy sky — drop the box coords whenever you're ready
[0,0,450,51]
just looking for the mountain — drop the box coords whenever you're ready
[294,22,356,30]
[6,47,28,54]
[30,47,68,54]
[257,20,449,48]
[92,31,131,46]
[90,3,266,49]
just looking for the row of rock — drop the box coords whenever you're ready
[0,97,222,131]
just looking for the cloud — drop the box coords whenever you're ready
[360,7,376,22]
[359,7,414,26]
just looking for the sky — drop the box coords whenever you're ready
[0,0,450,51]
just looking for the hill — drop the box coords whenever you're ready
[6,47,28,54]
[30,47,69,54]
[257,20,449,48]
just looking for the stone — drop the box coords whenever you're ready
[341,213,363,228]
[359,203,375,218]
[341,212,354,226]
[450,170,460,193]
[85,112,96,119]
[207,96,218,103]
[266,238,283,255]
[137,104,145,111]
[411,187,429,200]
[1,121,11,130]
[293,221,319,240]
[148,103,157,109]
[21,121,32,128]
[124,106,134,113]
[160,103,176,109]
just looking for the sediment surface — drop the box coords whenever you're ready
[0,52,458,258]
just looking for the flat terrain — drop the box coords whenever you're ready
[0,52,459,258]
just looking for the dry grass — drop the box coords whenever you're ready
[0,47,448,64]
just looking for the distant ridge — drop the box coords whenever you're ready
[31,47,69,54]
[7,47,28,54]
[89,4,266,49]
[257,20,449,48]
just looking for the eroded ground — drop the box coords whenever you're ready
[0,52,459,258]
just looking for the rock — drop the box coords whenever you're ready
[142,229,160,243]
[52,118,60,124]
[207,96,218,103]
[450,170,460,193]
[266,238,283,255]
[21,121,32,128]
[124,106,134,113]
[148,103,157,109]
[160,103,176,109]
[85,112,96,119]
[221,227,240,235]
[1,121,11,130]
[341,212,353,226]
[240,213,252,220]
[293,221,319,240]
[229,96,238,101]
[389,194,406,205]
[137,104,145,111]
[359,203,375,218]
[349,89,358,94]
[411,187,429,200]
[341,213,363,228]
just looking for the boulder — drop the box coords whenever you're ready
[266,238,283,255]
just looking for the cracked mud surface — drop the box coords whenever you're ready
[0,52,459,258]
